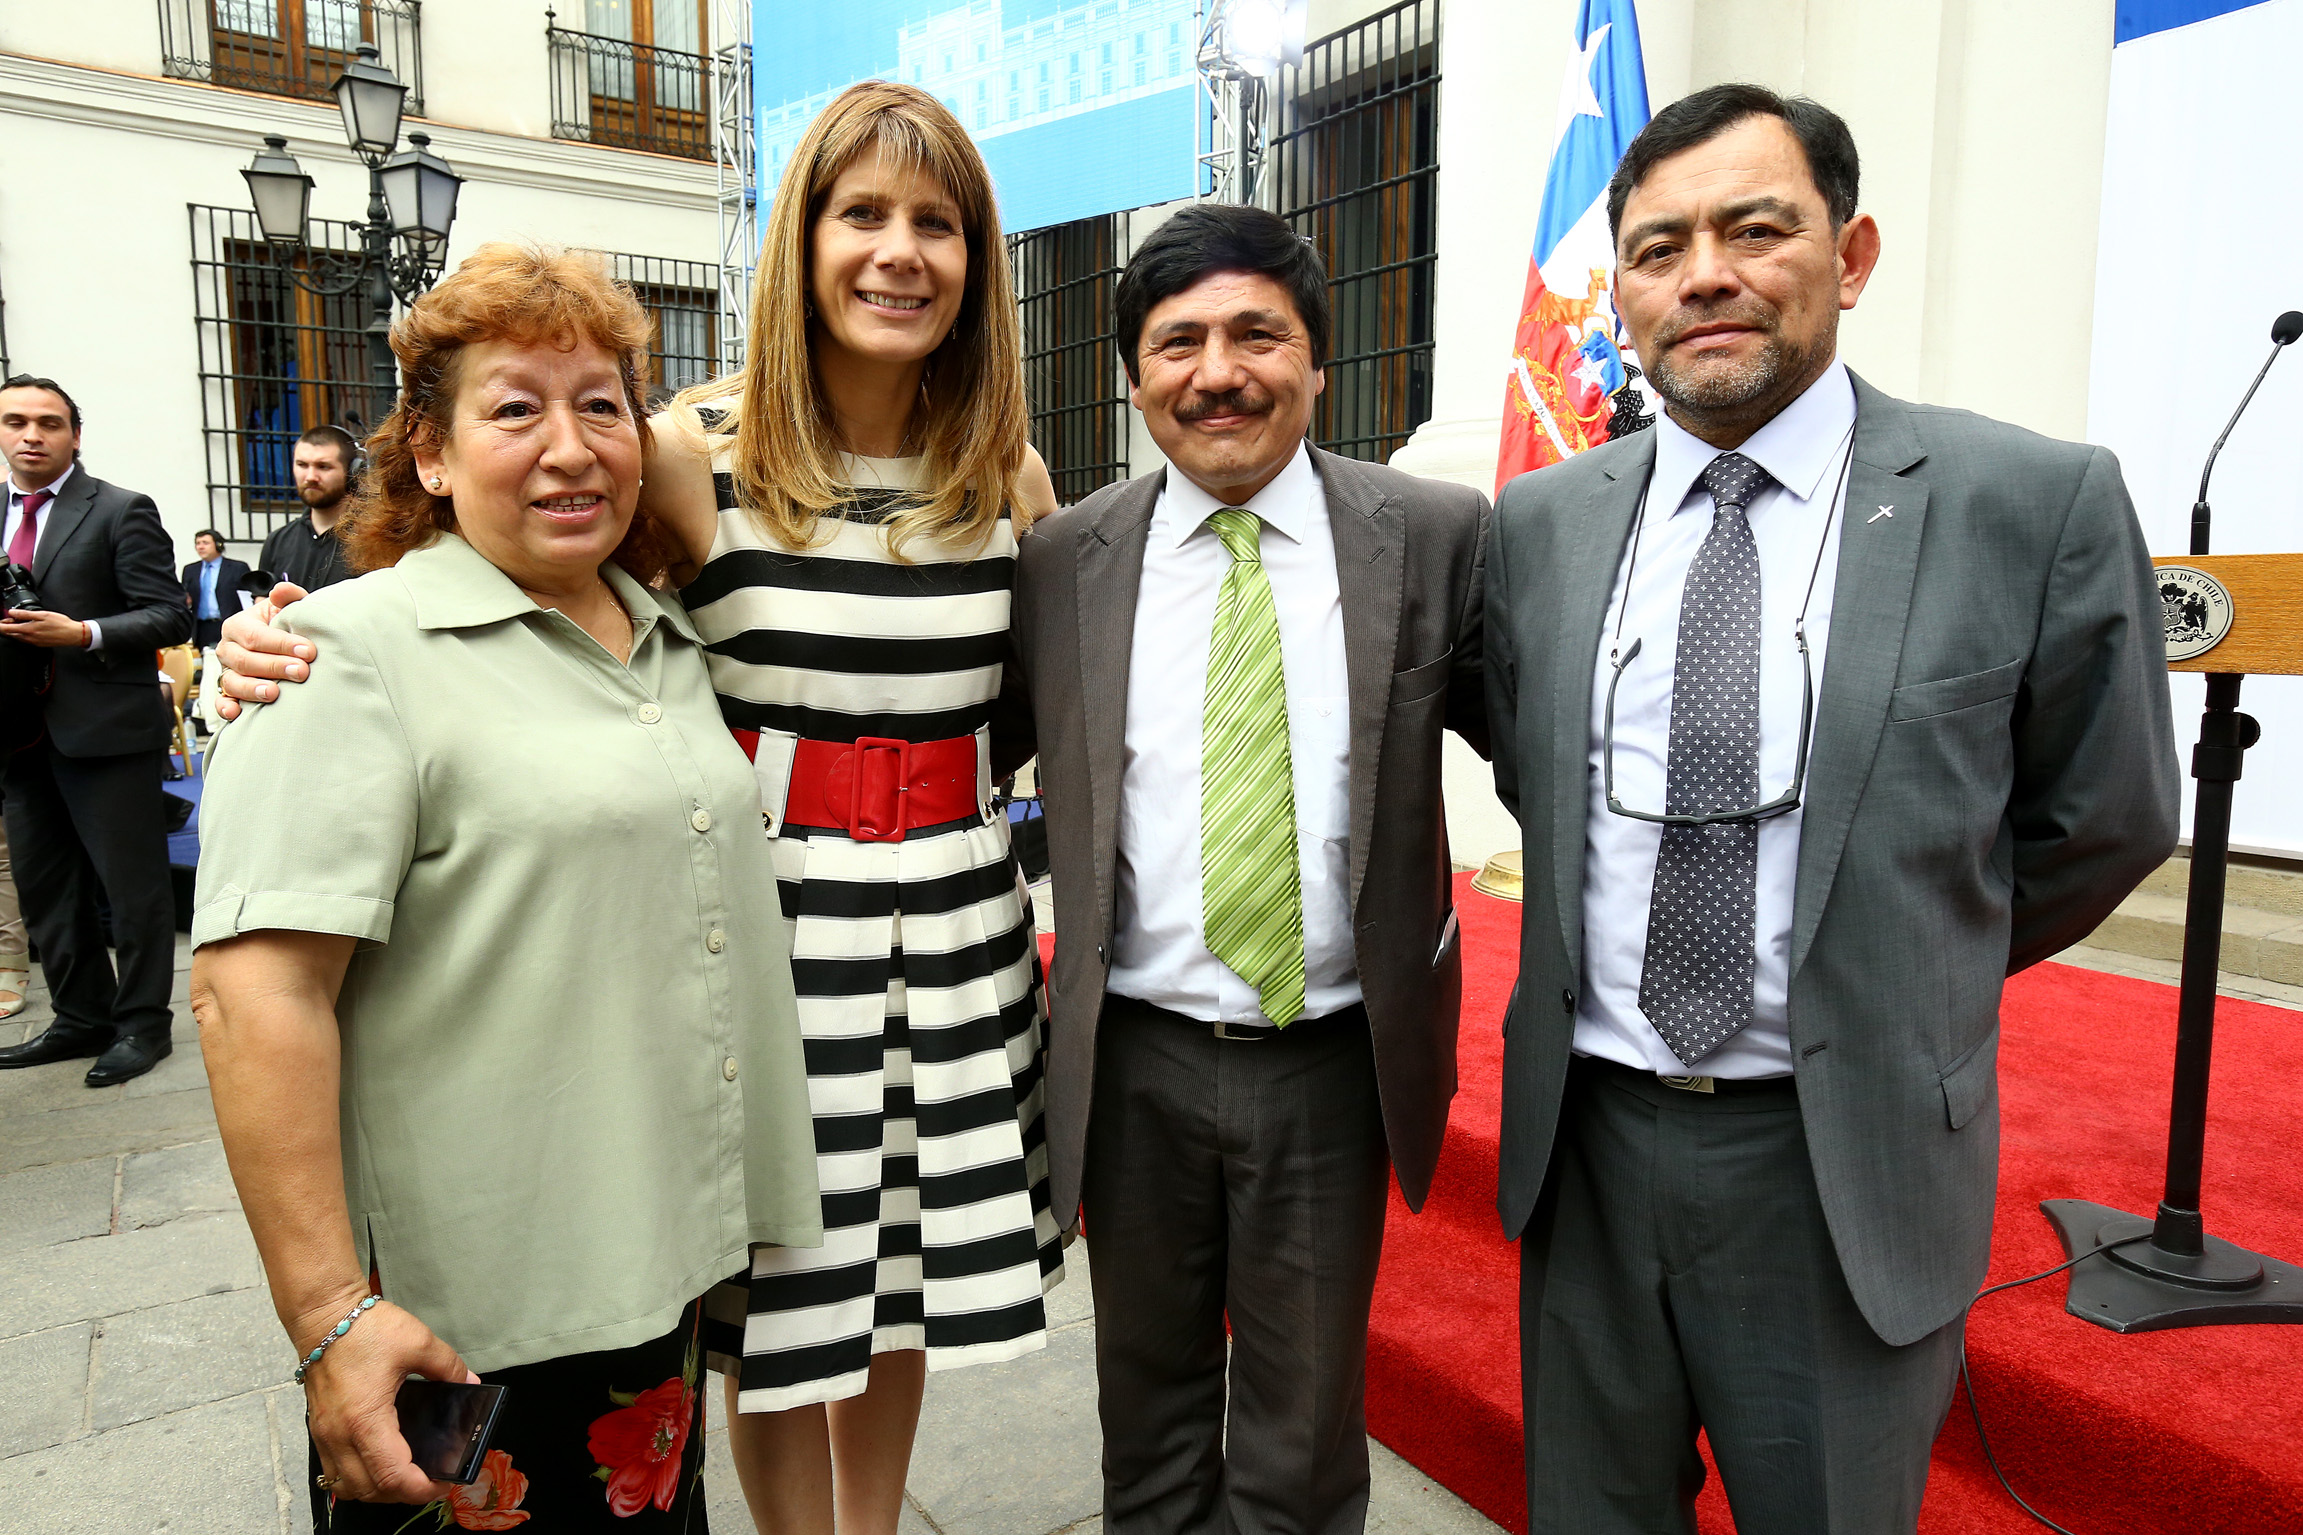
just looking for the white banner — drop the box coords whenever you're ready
[2089,0,2303,855]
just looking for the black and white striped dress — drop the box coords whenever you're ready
[685,450,1064,1412]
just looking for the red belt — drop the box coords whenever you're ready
[731,729,981,842]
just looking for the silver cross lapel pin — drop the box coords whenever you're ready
[1868,505,1895,523]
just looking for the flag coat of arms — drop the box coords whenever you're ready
[1495,0,1651,496]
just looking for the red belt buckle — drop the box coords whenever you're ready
[842,736,910,842]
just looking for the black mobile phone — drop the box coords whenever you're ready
[394,1377,509,1484]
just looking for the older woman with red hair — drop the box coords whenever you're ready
[190,245,821,1530]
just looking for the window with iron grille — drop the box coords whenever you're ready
[1008,215,1129,505]
[1272,0,1439,464]
[160,0,425,114]
[190,204,392,544]
[548,0,712,160]
[604,253,721,401]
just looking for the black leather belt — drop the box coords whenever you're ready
[1109,993,1365,1042]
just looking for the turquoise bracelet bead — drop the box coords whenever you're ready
[293,1293,379,1384]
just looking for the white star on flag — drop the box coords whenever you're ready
[1556,21,1613,138]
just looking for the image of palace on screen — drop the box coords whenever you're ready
[759,0,1197,193]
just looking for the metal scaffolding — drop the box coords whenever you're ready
[1195,1,1270,207]
[1197,0,1307,207]
[712,0,756,373]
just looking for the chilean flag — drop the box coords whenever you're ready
[1495,0,1651,496]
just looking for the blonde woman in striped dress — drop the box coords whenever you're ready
[646,83,1065,1534]
[211,81,1067,1535]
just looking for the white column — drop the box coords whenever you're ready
[1387,0,1695,497]
[1385,0,1559,497]
[1391,0,1561,869]
[1390,0,1697,869]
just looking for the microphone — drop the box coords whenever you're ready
[2192,309,2303,555]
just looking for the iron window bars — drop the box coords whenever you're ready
[1271,0,1439,464]
[161,0,425,117]
[191,204,393,542]
[1009,213,1130,505]
[605,252,722,400]
[548,13,712,160]
[193,210,726,541]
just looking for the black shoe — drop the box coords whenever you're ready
[0,1024,113,1069]
[85,1034,173,1088]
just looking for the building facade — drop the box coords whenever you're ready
[11,1,2237,856]
[0,0,726,558]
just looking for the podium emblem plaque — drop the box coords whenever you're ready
[2156,564,2235,661]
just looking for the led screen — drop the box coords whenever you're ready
[757,0,1200,234]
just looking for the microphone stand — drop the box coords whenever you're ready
[2042,315,2303,1330]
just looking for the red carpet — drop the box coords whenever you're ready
[1362,875,2303,1534]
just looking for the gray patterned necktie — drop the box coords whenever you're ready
[1639,451,1773,1067]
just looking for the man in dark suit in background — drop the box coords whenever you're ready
[0,375,192,1086]
[181,528,250,650]
[1008,205,1488,1535]
[1485,87,2177,1531]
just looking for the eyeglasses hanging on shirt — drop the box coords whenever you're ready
[1600,420,1858,828]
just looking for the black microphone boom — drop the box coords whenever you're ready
[2043,307,2303,1333]
[2191,309,2302,556]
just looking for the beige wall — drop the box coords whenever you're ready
[1666,0,2114,441]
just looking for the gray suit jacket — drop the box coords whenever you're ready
[1009,445,1489,1227]
[1485,376,2179,1346]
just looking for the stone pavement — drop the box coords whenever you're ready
[0,936,1500,1535]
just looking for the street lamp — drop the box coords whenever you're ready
[238,45,462,423]
[380,133,463,256]
[331,42,408,160]
[240,135,314,245]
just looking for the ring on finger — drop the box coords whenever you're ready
[315,1473,337,1490]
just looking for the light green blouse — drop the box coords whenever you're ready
[194,533,821,1373]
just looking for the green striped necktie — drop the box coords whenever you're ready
[1200,507,1307,1027]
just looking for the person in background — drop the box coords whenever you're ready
[1484,85,2177,1532]
[215,82,1068,1535]
[0,822,26,1021]
[0,374,190,1087]
[181,528,250,650]
[258,424,359,593]
[192,245,821,1529]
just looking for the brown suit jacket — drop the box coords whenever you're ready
[1005,444,1489,1227]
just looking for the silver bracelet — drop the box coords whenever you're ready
[294,1294,379,1384]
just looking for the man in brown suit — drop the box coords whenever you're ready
[1005,204,1488,1535]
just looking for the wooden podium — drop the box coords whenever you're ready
[2153,554,2303,677]
[2043,551,2303,1330]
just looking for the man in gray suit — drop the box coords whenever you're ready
[1007,203,1487,1535]
[1485,86,2177,1531]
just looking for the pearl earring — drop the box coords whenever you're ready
[429,476,443,490]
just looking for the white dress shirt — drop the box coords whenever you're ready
[1107,442,1362,1026]
[3,464,100,649]
[1577,362,1857,1078]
